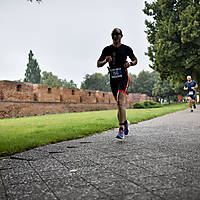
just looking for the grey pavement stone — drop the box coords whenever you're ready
[45,174,86,189]
[1,168,41,185]
[0,175,7,200]
[1,105,200,199]
[110,192,162,200]
[173,159,200,172]
[0,158,32,173]
[29,157,66,172]
[52,185,107,200]
[45,176,108,200]
[50,152,99,169]
[10,149,50,161]
[0,158,12,170]
[5,181,57,200]
[152,186,200,200]
[0,193,7,200]
[134,175,182,191]
[82,172,145,196]
[170,171,200,189]
[135,160,184,176]
[39,168,72,181]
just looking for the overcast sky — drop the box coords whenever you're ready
[0,0,153,87]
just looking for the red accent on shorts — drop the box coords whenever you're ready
[118,90,126,95]
[125,70,130,92]
[117,70,130,96]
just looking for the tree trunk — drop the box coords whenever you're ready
[168,96,170,104]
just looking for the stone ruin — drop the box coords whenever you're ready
[0,80,154,119]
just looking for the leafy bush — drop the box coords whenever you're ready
[133,102,145,109]
[133,100,162,109]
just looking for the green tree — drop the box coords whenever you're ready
[144,0,200,84]
[61,79,77,88]
[81,73,110,92]
[40,71,77,88]
[40,71,62,86]
[127,73,137,93]
[153,79,172,103]
[24,50,41,83]
[134,70,159,97]
[152,78,184,103]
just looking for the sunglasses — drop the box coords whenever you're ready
[112,32,121,36]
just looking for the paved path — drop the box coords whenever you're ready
[0,106,200,200]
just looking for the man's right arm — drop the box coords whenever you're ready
[97,58,107,68]
[97,56,112,68]
[184,83,188,90]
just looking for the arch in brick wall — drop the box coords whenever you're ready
[60,95,63,102]
[16,84,22,92]
[34,94,37,101]
[80,96,83,103]
[0,91,3,100]
[48,88,52,94]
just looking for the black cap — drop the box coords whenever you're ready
[111,28,123,36]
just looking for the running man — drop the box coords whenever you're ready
[97,28,137,139]
[184,75,198,112]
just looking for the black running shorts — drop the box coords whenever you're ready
[110,75,129,98]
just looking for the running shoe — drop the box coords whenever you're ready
[193,104,196,109]
[124,120,130,135]
[191,109,193,112]
[116,128,124,139]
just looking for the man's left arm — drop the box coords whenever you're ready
[192,81,198,90]
[124,56,137,68]
[129,56,137,66]
[124,57,137,68]
[124,46,138,68]
[194,82,198,89]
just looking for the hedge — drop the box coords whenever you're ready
[133,100,162,109]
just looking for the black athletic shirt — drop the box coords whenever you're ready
[98,44,135,77]
[184,80,197,95]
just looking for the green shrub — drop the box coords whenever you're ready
[133,100,162,109]
[143,101,151,107]
[133,102,145,109]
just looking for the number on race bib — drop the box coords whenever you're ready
[110,68,122,78]
[189,91,194,95]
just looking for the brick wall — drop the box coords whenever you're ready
[0,81,34,102]
[0,101,118,119]
[0,80,155,119]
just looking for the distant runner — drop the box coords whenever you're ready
[184,76,198,112]
[97,28,137,139]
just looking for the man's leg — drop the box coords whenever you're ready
[192,97,196,109]
[188,97,193,112]
[117,91,126,127]
[110,80,125,139]
[116,91,127,139]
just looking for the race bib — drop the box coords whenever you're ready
[110,68,122,78]
[189,91,194,95]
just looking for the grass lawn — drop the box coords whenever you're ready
[0,103,188,156]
